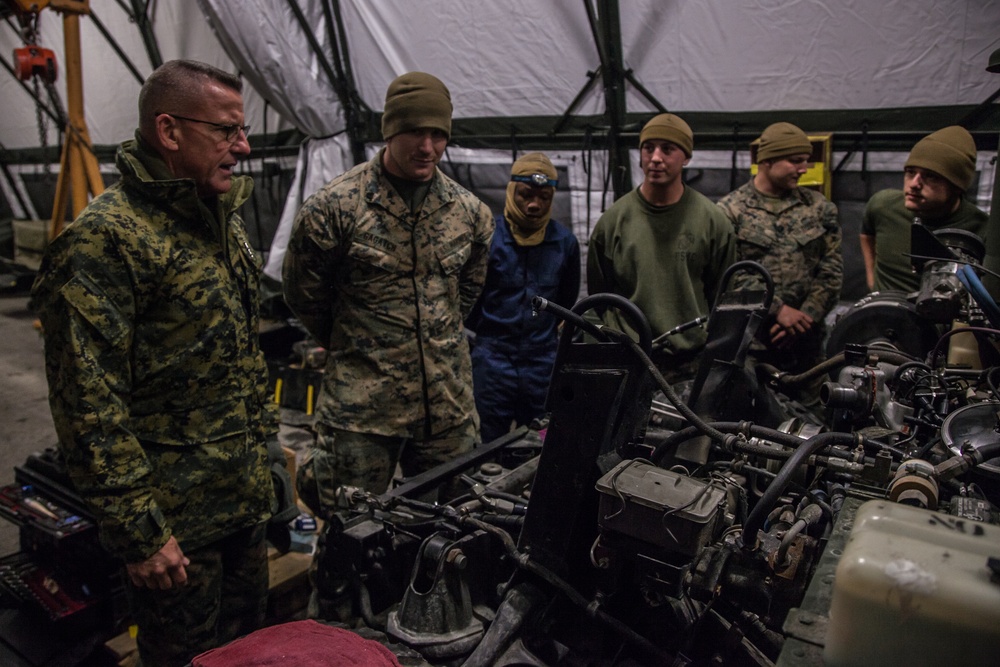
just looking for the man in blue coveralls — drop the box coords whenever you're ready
[466,152,580,443]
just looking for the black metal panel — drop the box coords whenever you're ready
[518,337,654,577]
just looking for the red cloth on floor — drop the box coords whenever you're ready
[191,619,403,666]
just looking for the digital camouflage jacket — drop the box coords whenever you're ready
[30,137,276,562]
[282,150,494,439]
[717,179,842,322]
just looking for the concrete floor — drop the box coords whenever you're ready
[0,288,58,558]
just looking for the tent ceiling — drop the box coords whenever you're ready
[0,0,997,156]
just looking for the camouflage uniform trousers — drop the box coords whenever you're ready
[296,419,478,620]
[125,523,268,667]
[296,418,479,515]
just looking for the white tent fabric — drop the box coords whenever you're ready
[1,1,998,281]
[191,0,1000,279]
[196,0,353,280]
[198,0,1000,120]
[263,134,353,280]
[1,1,997,150]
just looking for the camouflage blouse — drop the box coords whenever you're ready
[31,138,275,562]
[283,151,494,439]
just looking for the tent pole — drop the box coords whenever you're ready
[981,51,1000,296]
[323,0,368,165]
[551,66,603,136]
[289,0,367,165]
[596,0,631,199]
[128,0,162,69]
[88,9,145,84]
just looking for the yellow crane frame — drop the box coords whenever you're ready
[11,0,104,239]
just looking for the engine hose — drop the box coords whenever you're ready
[356,579,386,631]
[935,440,1000,481]
[758,348,919,390]
[459,515,676,665]
[477,513,525,529]
[912,433,942,461]
[775,519,807,567]
[977,441,1000,461]
[741,432,862,550]
[734,439,795,460]
[806,490,834,521]
[738,464,777,480]
[535,292,654,352]
[609,328,737,449]
[774,504,824,566]
[829,484,847,513]
[757,352,846,389]
[651,421,862,465]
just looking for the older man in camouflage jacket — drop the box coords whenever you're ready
[31,60,275,666]
[717,122,842,393]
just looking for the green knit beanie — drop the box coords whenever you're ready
[755,122,813,162]
[381,72,453,140]
[905,126,977,191]
[639,113,693,158]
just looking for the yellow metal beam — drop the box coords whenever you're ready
[49,10,103,239]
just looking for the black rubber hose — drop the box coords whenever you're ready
[757,348,919,390]
[977,441,1000,461]
[651,421,879,465]
[608,328,738,449]
[534,292,654,352]
[741,431,865,550]
[715,260,775,314]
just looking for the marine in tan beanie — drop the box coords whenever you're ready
[639,113,693,158]
[638,113,693,206]
[753,122,814,196]
[755,122,813,163]
[902,126,978,218]
[904,126,977,192]
[859,125,987,294]
[381,72,453,182]
[505,152,558,246]
[381,71,452,140]
[718,120,841,381]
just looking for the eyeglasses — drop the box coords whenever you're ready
[163,112,250,143]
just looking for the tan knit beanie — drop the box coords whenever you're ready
[905,126,977,191]
[510,152,558,185]
[639,113,693,158]
[381,72,453,140]
[755,122,813,162]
